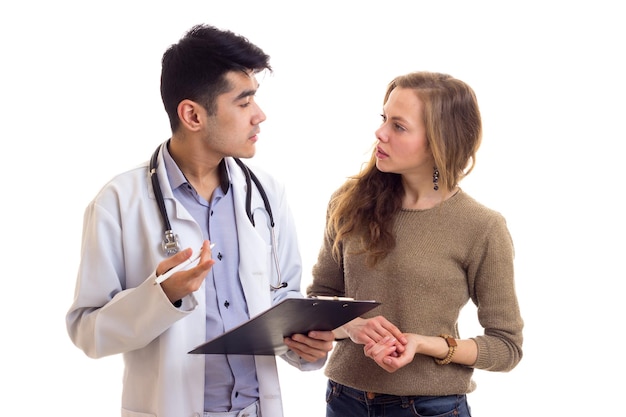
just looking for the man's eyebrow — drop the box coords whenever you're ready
[233,88,257,101]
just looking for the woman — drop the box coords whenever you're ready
[308,71,524,417]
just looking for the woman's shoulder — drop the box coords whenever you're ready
[454,190,508,225]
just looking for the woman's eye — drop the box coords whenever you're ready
[381,114,405,131]
[394,123,406,131]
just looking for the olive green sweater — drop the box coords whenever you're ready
[307,190,523,396]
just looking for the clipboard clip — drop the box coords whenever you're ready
[309,295,355,301]
[309,295,355,307]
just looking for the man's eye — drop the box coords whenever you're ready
[240,97,254,108]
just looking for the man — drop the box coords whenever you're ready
[66,24,334,417]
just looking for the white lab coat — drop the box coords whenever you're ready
[66,144,322,417]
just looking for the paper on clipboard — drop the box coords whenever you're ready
[188,297,380,355]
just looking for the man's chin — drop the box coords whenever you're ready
[235,149,256,160]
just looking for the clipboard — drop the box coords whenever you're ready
[188,297,380,355]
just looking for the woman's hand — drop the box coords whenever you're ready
[335,316,408,352]
[364,333,418,373]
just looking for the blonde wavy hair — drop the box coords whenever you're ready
[327,71,483,267]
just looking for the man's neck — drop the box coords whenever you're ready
[168,137,222,201]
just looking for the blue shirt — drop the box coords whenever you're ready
[163,144,258,412]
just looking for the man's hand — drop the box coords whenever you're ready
[157,240,216,302]
[283,330,335,362]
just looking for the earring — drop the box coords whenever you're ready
[433,167,439,191]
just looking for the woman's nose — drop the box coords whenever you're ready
[375,126,387,142]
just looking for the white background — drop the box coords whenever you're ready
[1,1,624,415]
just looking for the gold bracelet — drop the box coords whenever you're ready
[434,334,457,365]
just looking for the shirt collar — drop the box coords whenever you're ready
[162,141,230,194]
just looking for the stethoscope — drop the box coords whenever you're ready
[149,143,287,290]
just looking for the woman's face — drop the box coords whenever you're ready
[374,87,434,178]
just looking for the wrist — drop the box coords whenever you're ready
[434,334,457,365]
[332,326,349,341]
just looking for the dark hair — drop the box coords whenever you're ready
[328,71,482,267]
[160,24,272,132]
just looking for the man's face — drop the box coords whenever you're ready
[202,70,267,159]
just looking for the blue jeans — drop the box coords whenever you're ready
[325,380,472,417]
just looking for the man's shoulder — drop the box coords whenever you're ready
[91,162,150,205]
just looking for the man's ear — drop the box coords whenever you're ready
[177,99,203,132]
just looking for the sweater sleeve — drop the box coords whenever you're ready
[307,200,346,297]
[466,214,524,372]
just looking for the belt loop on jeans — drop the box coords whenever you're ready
[333,381,344,396]
[400,395,411,408]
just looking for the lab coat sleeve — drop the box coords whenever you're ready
[281,349,327,370]
[66,192,198,359]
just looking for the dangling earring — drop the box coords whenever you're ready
[433,167,440,191]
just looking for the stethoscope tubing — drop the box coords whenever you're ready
[149,142,285,290]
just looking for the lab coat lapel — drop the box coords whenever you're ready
[229,158,272,316]
[228,158,283,417]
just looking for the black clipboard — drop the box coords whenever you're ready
[188,297,380,355]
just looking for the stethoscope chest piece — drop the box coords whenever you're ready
[162,229,180,256]
[150,145,182,256]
